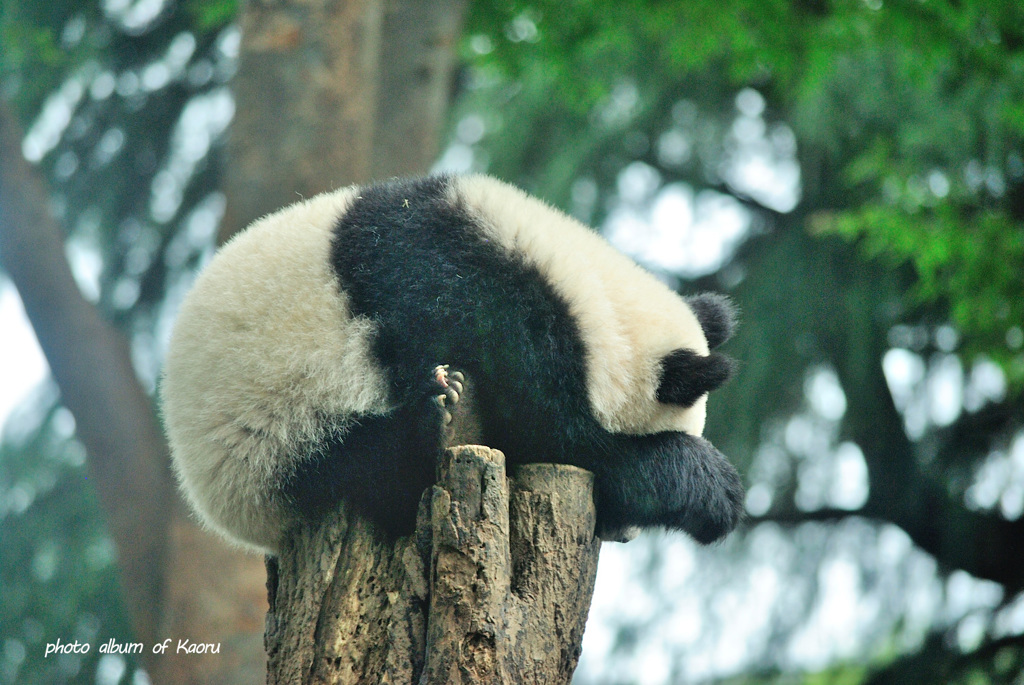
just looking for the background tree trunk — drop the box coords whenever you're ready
[0,103,173,671]
[220,0,467,241]
[154,500,270,685]
[265,446,602,684]
[372,0,468,179]
[220,0,384,240]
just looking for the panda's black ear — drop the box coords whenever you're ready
[686,292,738,350]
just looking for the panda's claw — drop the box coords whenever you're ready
[433,365,450,387]
[428,364,480,445]
[432,366,462,402]
[431,393,454,424]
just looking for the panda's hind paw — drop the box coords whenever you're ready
[429,365,482,446]
[431,365,464,425]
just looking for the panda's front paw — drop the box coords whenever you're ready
[595,432,744,545]
[664,445,745,544]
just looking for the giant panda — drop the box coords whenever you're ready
[161,174,743,554]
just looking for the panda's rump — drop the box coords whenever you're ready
[162,187,391,550]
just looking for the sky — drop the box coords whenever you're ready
[0,282,49,441]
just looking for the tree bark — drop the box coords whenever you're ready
[221,0,467,242]
[265,446,602,684]
[0,103,173,665]
[372,0,468,179]
[221,0,384,240]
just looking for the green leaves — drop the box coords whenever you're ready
[184,0,237,33]
[819,201,1024,383]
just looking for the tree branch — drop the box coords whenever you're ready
[838,327,1024,595]
[0,102,172,658]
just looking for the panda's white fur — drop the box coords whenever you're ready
[163,187,387,549]
[162,174,735,553]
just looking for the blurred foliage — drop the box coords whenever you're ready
[817,203,1024,384]
[183,0,236,32]
[0,392,139,684]
[0,3,83,104]
[1,0,233,329]
[1,1,237,683]
[459,1,1024,682]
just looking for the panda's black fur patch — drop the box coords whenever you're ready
[314,176,594,534]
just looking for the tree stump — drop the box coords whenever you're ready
[264,445,602,683]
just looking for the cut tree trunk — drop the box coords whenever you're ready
[265,446,602,684]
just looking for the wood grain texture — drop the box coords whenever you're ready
[265,446,602,683]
